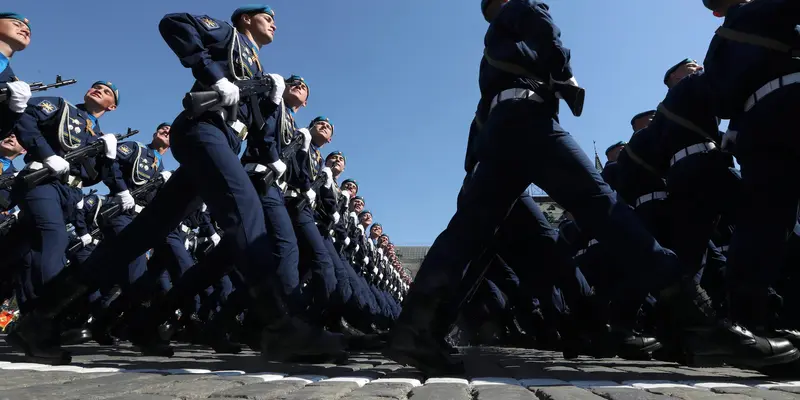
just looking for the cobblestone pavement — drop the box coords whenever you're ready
[0,336,799,399]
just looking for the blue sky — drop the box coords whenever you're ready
[9,0,723,246]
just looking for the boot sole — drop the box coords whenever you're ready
[687,347,800,369]
[382,346,465,376]
[617,341,663,361]
[6,332,72,365]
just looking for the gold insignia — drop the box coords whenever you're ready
[197,15,220,30]
[37,100,56,115]
[118,145,132,155]
[86,198,95,207]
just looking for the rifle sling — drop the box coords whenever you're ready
[656,103,716,142]
[624,146,662,177]
[715,27,800,57]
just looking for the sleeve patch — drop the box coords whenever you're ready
[118,144,132,155]
[37,100,57,115]
[195,15,220,30]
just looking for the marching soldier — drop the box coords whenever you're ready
[0,13,31,139]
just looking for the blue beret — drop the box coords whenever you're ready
[326,151,345,162]
[353,195,364,202]
[342,179,358,188]
[372,223,382,228]
[93,81,119,106]
[0,13,29,29]
[630,110,656,127]
[359,210,372,217]
[663,58,696,86]
[309,115,333,131]
[231,4,274,24]
[286,75,309,96]
[605,141,626,155]
[157,122,170,130]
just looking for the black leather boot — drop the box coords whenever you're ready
[382,291,464,376]
[658,281,799,369]
[247,284,347,363]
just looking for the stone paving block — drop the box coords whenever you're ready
[0,370,98,389]
[106,395,179,400]
[712,386,800,400]
[278,381,360,400]
[531,386,606,400]
[474,384,537,400]
[209,380,309,399]
[707,368,766,379]
[648,366,728,378]
[576,366,626,374]
[772,386,800,394]
[0,372,165,400]
[340,382,414,399]
[408,383,471,400]
[589,387,675,400]
[138,375,250,398]
[647,387,755,400]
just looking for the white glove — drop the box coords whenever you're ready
[354,244,359,252]
[6,81,31,113]
[80,234,92,247]
[357,224,365,234]
[364,257,370,265]
[76,199,85,210]
[372,267,378,274]
[160,171,172,182]
[320,167,334,189]
[43,155,70,175]
[116,190,135,211]
[340,190,351,201]
[211,78,240,107]
[333,212,340,224]
[378,248,384,256]
[100,134,117,159]
[344,236,350,246]
[298,128,311,152]
[269,159,287,179]
[210,233,221,246]
[304,189,316,208]
[266,74,285,105]
[350,212,358,226]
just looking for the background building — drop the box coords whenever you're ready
[397,185,565,279]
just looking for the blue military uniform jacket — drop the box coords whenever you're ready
[73,193,103,238]
[655,71,722,158]
[249,103,312,193]
[159,13,274,152]
[615,125,668,206]
[181,204,216,238]
[14,96,124,190]
[477,0,570,121]
[703,0,800,120]
[600,161,621,191]
[0,65,22,140]
[111,141,164,197]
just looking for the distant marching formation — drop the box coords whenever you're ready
[0,6,410,365]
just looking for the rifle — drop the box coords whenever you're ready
[249,135,304,191]
[0,210,20,236]
[0,75,78,103]
[98,174,165,222]
[21,128,139,189]
[0,173,16,191]
[67,227,100,254]
[552,81,585,117]
[294,174,328,212]
[182,75,276,119]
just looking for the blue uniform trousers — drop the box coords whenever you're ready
[323,237,353,307]
[15,181,82,295]
[667,151,740,275]
[103,212,148,288]
[78,118,277,297]
[409,100,681,326]
[288,202,337,314]
[260,186,301,305]
[347,263,379,316]
[726,86,800,325]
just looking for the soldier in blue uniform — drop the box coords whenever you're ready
[601,140,625,190]
[0,133,24,210]
[241,74,309,312]
[11,5,344,364]
[8,81,124,362]
[0,13,32,140]
[383,0,798,374]
[700,0,800,346]
[285,115,339,326]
